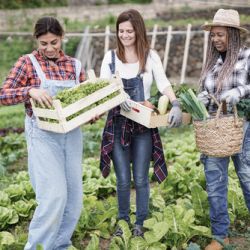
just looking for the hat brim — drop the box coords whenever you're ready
[202,23,248,33]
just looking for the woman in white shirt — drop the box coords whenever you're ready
[99,9,182,237]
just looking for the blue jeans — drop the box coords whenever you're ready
[24,116,83,250]
[201,122,250,238]
[112,116,152,226]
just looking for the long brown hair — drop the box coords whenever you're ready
[199,27,242,92]
[116,9,150,72]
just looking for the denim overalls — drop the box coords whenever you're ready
[110,50,153,226]
[201,121,250,239]
[24,54,83,250]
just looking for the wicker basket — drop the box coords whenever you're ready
[193,102,244,157]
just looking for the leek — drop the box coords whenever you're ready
[179,89,209,120]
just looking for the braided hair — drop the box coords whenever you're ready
[199,27,242,92]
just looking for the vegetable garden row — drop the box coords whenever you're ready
[0,116,249,249]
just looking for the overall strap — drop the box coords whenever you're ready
[74,59,82,84]
[109,50,116,75]
[28,54,46,82]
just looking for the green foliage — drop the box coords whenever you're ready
[0,231,15,246]
[0,206,19,229]
[0,37,34,84]
[0,134,27,174]
[38,80,118,122]
[0,0,67,9]
[55,80,110,107]
[0,125,249,248]
[179,89,209,119]
[64,37,81,57]
[237,98,250,120]
[85,234,99,250]
[0,105,25,129]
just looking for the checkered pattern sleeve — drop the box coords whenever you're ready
[0,55,35,105]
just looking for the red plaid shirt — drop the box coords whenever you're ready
[0,50,85,116]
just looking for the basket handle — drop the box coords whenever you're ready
[208,94,240,127]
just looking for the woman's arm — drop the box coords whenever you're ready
[0,56,33,105]
[150,50,172,95]
[100,51,112,79]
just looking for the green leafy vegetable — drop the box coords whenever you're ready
[237,98,250,120]
[179,89,209,120]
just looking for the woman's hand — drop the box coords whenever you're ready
[220,89,241,105]
[89,114,103,125]
[197,91,210,106]
[29,88,53,108]
[168,100,182,128]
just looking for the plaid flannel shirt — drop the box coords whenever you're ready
[200,47,250,113]
[100,107,168,183]
[0,50,85,116]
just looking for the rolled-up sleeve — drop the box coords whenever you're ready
[0,56,32,105]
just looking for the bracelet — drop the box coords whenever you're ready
[171,100,180,107]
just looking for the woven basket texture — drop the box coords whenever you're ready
[193,115,244,157]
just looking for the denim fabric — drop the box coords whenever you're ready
[108,49,152,226]
[112,116,152,225]
[24,54,83,250]
[123,76,145,102]
[109,50,145,102]
[201,122,250,238]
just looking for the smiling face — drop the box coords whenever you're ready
[118,21,136,49]
[37,32,62,59]
[210,26,228,52]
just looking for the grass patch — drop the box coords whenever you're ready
[0,105,25,129]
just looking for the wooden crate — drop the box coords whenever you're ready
[31,70,127,133]
[120,99,191,128]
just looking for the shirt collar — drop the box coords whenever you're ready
[33,50,68,62]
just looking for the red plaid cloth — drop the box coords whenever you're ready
[0,50,85,116]
[100,107,168,183]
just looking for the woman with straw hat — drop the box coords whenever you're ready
[197,9,250,250]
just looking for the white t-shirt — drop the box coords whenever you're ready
[100,49,171,100]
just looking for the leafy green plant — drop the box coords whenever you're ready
[0,133,27,173]
[237,98,250,120]
[179,89,209,120]
[0,206,19,229]
[0,231,15,246]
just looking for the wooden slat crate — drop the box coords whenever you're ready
[31,70,127,133]
[120,100,191,128]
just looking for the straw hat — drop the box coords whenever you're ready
[202,9,248,33]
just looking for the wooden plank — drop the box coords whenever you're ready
[53,100,67,124]
[163,25,172,72]
[81,35,92,69]
[66,93,126,131]
[37,91,127,133]
[30,99,59,119]
[87,46,93,70]
[120,99,191,128]
[36,120,64,133]
[203,22,209,67]
[87,69,96,80]
[0,30,204,37]
[180,23,192,84]
[104,25,110,54]
[120,100,168,128]
[75,26,89,60]
[150,24,158,49]
[62,82,124,117]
